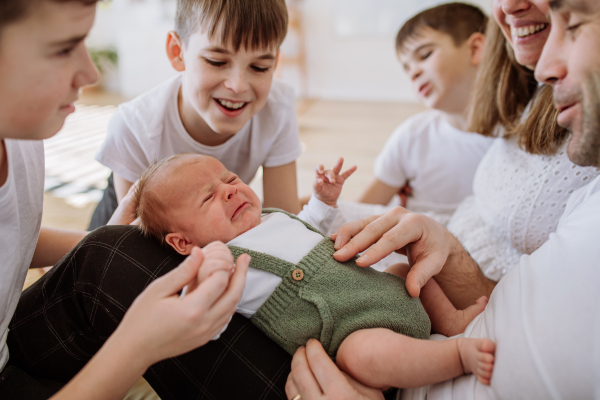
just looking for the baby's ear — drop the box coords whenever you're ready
[165,232,194,255]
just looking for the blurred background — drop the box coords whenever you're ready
[42,0,491,234]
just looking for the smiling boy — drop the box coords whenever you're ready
[89,0,301,229]
[358,3,495,216]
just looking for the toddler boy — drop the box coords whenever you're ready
[89,0,302,230]
[359,3,495,216]
[131,153,495,389]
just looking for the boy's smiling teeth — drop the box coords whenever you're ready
[217,99,246,110]
[511,23,548,38]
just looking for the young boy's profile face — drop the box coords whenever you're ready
[0,1,98,140]
[155,155,262,253]
[177,27,279,138]
[398,27,477,114]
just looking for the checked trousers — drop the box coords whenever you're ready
[5,225,291,399]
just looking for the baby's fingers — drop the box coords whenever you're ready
[340,165,357,180]
[315,164,325,176]
[324,169,336,184]
[332,157,344,175]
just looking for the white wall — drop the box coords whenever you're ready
[300,0,492,102]
[87,0,492,102]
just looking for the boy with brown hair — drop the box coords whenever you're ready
[90,0,302,229]
[358,3,495,217]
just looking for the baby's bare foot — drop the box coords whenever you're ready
[440,296,488,337]
[457,338,496,385]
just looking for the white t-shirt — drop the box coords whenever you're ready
[0,139,44,373]
[95,74,302,184]
[374,110,494,213]
[402,174,600,400]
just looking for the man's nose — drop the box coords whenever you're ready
[535,23,567,85]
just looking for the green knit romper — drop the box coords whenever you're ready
[228,208,431,359]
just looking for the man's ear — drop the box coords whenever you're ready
[468,32,486,67]
[166,31,186,72]
[165,232,194,255]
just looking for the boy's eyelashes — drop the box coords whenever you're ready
[54,45,77,57]
[202,58,271,73]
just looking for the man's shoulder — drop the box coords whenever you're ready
[560,174,600,226]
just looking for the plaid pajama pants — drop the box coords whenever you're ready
[5,225,291,399]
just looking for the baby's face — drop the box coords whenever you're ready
[159,155,262,253]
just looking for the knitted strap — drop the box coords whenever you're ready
[229,245,296,278]
[262,207,325,237]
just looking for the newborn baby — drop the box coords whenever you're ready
[131,153,495,389]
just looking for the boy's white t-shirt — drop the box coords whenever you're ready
[374,110,494,213]
[0,140,44,373]
[95,74,302,184]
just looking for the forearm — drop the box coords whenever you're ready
[357,179,398,205]
[262,162,301,214]
[113,173,134,203]
[50,330,149,400]
[30,227,87,269]
[435,238,496,310]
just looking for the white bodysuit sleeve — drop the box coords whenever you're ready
[297,195,344,236]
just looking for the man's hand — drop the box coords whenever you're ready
[313,157,357,207]
[330,207,494,308]
[285,339,384,400]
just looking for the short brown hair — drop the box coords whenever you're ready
[468,19,568,155]
[132,154,198,244]
[175,0,289,51]
[0,0,98,35]
[396,2,488,53]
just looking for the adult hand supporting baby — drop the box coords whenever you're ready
[331,207,495,309]
[285,339,384,400]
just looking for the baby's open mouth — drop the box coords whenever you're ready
[215,98,248,111]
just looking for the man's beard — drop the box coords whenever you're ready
[570,72,600,167]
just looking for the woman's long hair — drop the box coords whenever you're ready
[469,19,569,155]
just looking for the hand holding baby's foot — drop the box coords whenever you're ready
[313,157,357,207]
[457,338,496,385]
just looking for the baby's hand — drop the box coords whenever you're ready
[313,157,357,207]
[197,242,235,284]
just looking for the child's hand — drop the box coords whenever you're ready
[313,157,357,207]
